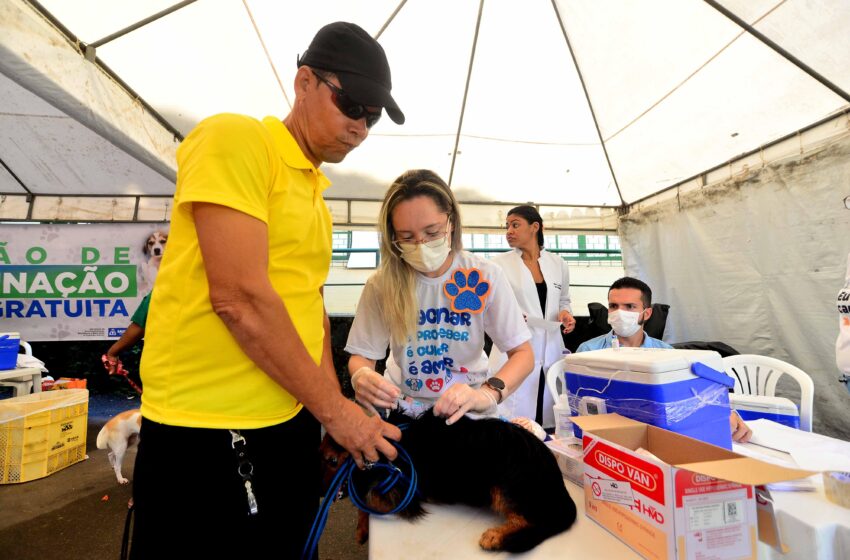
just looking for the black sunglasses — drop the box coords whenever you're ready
[312,71,382,128]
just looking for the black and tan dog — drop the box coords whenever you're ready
[320,410,577,552]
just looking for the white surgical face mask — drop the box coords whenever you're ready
[608,309,643,338]
[400,236,451,273]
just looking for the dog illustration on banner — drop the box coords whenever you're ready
[320,410,577,552]
[138,229,168,293]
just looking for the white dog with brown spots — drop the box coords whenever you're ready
[96,409,141,484]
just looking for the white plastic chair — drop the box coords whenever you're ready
[722,354,814,432]
[0,341,36,397]
[546,360,569,404]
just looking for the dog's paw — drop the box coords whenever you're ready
[118,477,129,485]
[443,268,490,313]
[355,511,370,544]
[478,527,504,551]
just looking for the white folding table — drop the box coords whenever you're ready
[0,367,43,397]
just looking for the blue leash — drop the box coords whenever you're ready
[301,437,418,560]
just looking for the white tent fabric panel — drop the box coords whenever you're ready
[448,139,618,205]
[0,0,178,193]
[606,34,843,202]
[0,73,171,197]
[722,0,850,95]
[557,0,850,202]
[619,133,850,439]
[0,159,22,192]
[3,0,850,213]
[73,0,296,129]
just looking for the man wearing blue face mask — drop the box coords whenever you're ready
[577,277,672,352]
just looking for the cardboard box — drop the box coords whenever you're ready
[572,414,811,560]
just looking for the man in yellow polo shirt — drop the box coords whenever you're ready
[131,22,404,559]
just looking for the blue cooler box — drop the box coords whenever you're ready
[561,348,734,449]
[0,333,21,370]
[729,394,800,429]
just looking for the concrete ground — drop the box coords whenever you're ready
[0,392,367,560]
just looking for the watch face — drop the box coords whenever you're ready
[487,378,505,390]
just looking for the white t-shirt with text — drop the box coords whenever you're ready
[345,251,531,414]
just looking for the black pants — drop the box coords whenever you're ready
[129,408,320,560]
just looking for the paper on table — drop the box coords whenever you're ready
[525,317,563,332]
[732,442,799,468]
[733,441,818,492]
[17,354,46,370]
[748,419,850,472]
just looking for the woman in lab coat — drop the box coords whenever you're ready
[490,205,575,428]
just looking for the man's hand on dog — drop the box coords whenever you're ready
[351,366,401,415]
[433,383,497,426]
[324,398,401,469]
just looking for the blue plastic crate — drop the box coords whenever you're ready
[0,334,20,370]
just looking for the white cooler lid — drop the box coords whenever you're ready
[563,347,724,374]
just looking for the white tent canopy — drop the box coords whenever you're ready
[2,0,849,436]
[2,0,849,223]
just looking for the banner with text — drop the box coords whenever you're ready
[0,224,169,341]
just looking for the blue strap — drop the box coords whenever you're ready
[691,362,735,388]
[301,438,418,560]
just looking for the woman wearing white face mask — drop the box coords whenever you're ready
[577,277,673,352]
[345,170,535,425]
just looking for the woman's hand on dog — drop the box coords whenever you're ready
[324,398,401,469]
[433,384,498,426]
[351,366,401,414]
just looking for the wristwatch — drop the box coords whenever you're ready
[483,377,505,404]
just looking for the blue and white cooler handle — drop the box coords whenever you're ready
[690,362,735,388]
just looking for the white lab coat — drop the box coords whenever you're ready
[489,249,572,427]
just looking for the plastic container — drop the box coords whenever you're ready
[545,436,584,487]
[823,471,850,508]
[553,394,574,438]
[0,389,88,484]
[551,347,734,449]
[0,332,21,370]
[729,393,800,429]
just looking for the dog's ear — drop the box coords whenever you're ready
[142,235,151,255]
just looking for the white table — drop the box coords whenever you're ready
[370,482,640,560]
[0,367,43,396]
[370,475,850,559]
[762,476,850,560]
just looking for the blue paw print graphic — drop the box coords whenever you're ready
[405,378,423,392]
[443,268,491,314]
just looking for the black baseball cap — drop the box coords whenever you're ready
[297,22,405,125]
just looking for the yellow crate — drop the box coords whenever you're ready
[0,389,88,484]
